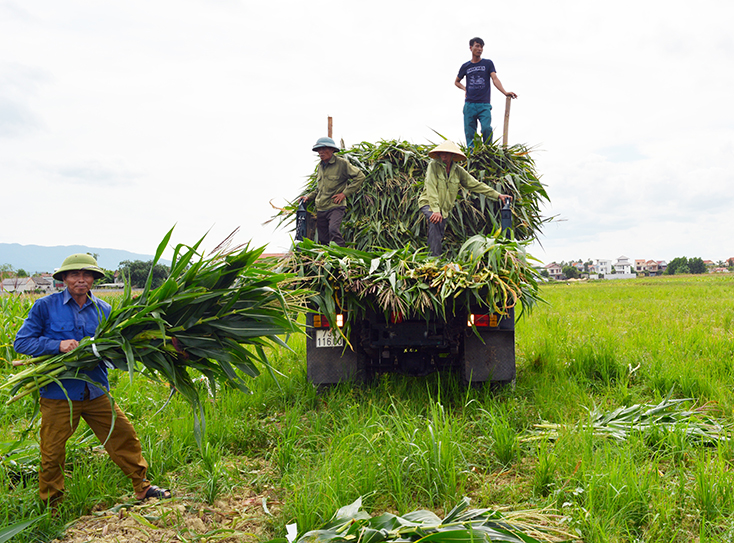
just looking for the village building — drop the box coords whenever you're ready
[591,259,612,276]
[614,256,632,275]
[545,262,563,280]
[2,277,39,293]
[645,260,660,276]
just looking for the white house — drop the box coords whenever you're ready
[592,259,612,275]
[614,256,632,275]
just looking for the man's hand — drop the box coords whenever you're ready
[332,193,346,205]
[429,212,443,224]
[505,92,518,99]
[299,195,310,203]
[59,339,79,353]
[499,194,513,205]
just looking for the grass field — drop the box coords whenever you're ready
[2,274,734,542]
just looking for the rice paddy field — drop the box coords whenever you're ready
[2,273,734,542]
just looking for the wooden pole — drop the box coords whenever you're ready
[327,116,333,138]
[502,96,511,147]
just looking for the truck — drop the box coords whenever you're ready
[280,138,547,388]
[298,201,518,387]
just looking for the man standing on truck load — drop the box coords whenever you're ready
[300,136,365,246]
[14,253,172,508]
[455,37,517,148]
[419,140,512,257]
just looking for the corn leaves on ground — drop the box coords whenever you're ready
[523,392,731,445]
[1,228,309,446]
[272,496,575,543]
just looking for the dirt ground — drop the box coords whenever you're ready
[53,493,279,543]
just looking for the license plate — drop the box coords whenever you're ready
[315,329,344,348]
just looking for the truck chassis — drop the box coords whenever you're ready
[305,307,515,386]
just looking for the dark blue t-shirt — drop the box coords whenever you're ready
[457,58,496,103]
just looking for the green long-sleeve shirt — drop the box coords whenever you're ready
[306,155,365,212]
[418,159,501,218]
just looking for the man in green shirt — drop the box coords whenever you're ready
[418,140,512,256]
[301,137,365,246]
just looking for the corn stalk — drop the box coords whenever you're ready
[273,496,575,543]
[273,139,550,257]
[1,228,309,447]
[280,232,543,335]
[522,391,730,444]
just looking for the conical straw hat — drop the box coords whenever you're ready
[428,140,467,161]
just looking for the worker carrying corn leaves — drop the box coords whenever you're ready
[13,253,172,508]
[300,136,365,246]
[418,140,512,256]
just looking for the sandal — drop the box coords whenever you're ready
[138,485,173,501]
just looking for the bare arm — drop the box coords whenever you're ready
[454,76,466,92]
[490,72,517,99]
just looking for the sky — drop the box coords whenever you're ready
[1,0,733,267]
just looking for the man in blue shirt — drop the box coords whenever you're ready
[455,37,517,148]
[14,253,171,506]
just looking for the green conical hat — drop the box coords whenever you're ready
[312,137,339,152]
[53,253,104,281]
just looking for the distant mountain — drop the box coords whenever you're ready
[0,243,171,275]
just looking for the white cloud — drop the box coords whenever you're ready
[0,0,732,265]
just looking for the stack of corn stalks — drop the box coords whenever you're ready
[1,229,308,445]
[274,139,550,256]
[281,234,542,332]
[275,138,547,327]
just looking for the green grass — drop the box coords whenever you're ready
[2,274,734,542]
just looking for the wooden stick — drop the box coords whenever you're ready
[328,116,333,138]
[502,95,511,147]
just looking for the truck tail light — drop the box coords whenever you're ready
[468,314,498,327]
[313,314,345,328]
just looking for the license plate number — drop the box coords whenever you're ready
[315,329,344,348]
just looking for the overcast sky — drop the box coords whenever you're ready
[1,0,733,267]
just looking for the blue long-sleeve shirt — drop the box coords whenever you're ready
[14,289,112,400]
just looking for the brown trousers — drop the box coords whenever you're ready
[39,395,149,502]
[316,207,346,246]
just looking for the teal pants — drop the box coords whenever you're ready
[463,102,493,148]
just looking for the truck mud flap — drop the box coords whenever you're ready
[306,314,364,385]
[462,329,515,384]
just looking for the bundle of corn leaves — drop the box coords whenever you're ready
[274,138,550,256]
[522,391,730,445]
[1,228,308,445]
[281,232,542,334]
[269,496,575,543]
